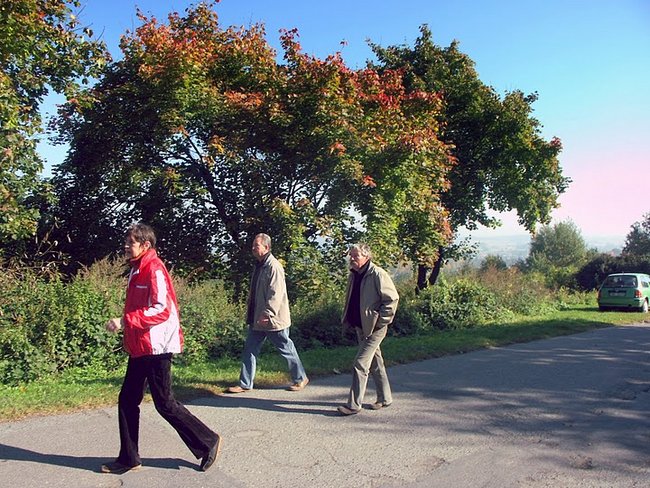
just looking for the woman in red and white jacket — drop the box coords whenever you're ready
[101,223,221,475]
[121,238,183,358]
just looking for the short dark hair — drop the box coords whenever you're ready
[126,223,157,249]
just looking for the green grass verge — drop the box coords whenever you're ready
[1,305,647,422]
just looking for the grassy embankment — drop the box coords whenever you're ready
[1,305,647,422]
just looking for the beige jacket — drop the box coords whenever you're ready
[341,261,399,337]
[248,253,291,331]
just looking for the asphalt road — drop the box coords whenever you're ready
[1,323,649,488]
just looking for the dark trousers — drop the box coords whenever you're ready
[117,353,218,466]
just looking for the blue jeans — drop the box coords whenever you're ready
[239,327,307,389]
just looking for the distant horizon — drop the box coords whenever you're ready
[461,231,625,266]
[460,227,626,254]
[465,229,627,241]
[458,205,636,245]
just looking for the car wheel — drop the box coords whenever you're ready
[598,305,608,312]
[640,300,649,313]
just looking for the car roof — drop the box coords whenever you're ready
[606,273,649,277]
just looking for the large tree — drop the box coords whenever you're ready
[370,26,569,289]
[623,212,650,256]
[0,0,107,249]
[51,3,453,294]
[526,220,588,269]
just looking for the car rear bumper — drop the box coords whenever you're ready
[598,298,644,308]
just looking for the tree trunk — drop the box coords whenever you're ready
[428,246,445,287]
[416,264,429,293]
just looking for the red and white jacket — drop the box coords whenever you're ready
[122,248,184,358]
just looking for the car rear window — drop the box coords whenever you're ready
[603,276,638,288]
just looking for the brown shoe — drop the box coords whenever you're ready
[337,405,361,416]
[100,460,141,474]
[226,385,251,394]
[368,401,392,410]
[286,377,309,391]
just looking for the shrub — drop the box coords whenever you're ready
[0,258,250,384]
[76,257,127,318]
[552,287,594,309]
[575,253,650,290]
[477,267,556,316]
[412,277,506,330]
[290,293,353,350]
[0,265,124,385]
[391,302,429,336]
[173,277,246,361]
[480,255,507,272]
[0,251,599,386]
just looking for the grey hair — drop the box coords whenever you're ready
[255,233,272,248]
[349,242,372,259]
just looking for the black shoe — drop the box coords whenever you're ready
[200,435,222,472]
[100,460,141,474]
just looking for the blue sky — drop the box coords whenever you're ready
[39,0,650,241]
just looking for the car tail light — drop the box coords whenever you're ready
[635,290,642,298]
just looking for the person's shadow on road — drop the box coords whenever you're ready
[195,391,343,417]
[0,443,196,472]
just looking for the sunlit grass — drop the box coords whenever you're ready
[1,305,647,422]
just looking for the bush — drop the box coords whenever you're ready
[290,293,353,350]
[402,266,567,333]
[576,253,650,290]
[477,267,556,316]
[552,287,595,309]
[412,277,506,330]
[0,253,599,386]
[173,277,246,361]
[0,258,250,384]
[391,302,429,336]
[0,264,124,385]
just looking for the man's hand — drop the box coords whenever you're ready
[105,317,123,333]
[256,314,271,327]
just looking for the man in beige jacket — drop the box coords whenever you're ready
[338,243,399,415]
[227,233,309,393]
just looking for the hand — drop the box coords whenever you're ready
[105,317,123,333]
[256,314,270,326]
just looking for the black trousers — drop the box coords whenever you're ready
[117,353,218,466]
